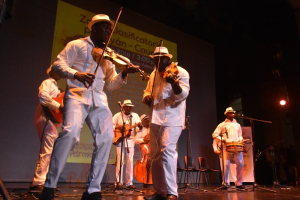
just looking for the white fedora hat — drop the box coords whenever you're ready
[122,99,134,107]
[150,46,173,59]
[88,14,114,31]
[224,107,236,115]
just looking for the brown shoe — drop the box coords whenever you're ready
[166,194,177,200]
[144,193,165,200]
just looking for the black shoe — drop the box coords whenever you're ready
[166,194,177,200]
[127,185,136,189]
[144,193,165,200]
[39,187,55,200]
[81,191,102,200]
[221,185,228,190]
[30,185,44,192]
[236,185,246,190]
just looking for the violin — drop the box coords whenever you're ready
[162,62,179,81]
[92,47,149,81]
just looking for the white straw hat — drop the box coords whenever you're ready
[140,114,149,122]
[224,107,236,115]
[122,99,134,107]
[150,46,173,59]
[88,14,114,31]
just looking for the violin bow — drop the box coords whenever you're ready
[94,7,123,74]
[150,39,164,103]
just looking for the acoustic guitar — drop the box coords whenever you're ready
[113,122,142,145]
[42,92,64,123]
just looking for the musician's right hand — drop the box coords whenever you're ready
[142,95,152,107]
[74,72,95,88]
[59,105,64,113]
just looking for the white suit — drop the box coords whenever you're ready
[143,65,190,197]
[44,36,126,194]
[31,78,61,187]
[113,112,141,186]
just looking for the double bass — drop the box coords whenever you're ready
[134,134,153,184]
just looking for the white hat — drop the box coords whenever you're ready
[140,114,149,122]
[46,65,53,75]
[88,14,114,31]
[150,46,173,59]
[122,99,134,107]
[224,107,236,115]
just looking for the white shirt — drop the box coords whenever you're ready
[112,112,141,147]
[212,118,243,142]
[134,127,149,144]
[143,65,190,128]
[34,78,61,124]
[52,36,126,107]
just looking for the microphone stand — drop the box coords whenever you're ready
[213,131,228,191]
[236,115,276,193]
[102,103,144,195]
[179,116,207,192]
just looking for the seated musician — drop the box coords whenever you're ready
[112,99,142,189]
[212,107,244,189]
[134,114,150,145]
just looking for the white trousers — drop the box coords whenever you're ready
[44,98,113,193]
[115,146,134,186]
[31,119,60,186]
[223,151,243,186]
[149,124,182,197]
[219,157,237,185]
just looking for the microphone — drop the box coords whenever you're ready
[233,114,244,117]
[117,101,122,108]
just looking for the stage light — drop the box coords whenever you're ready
[280,100,286,106]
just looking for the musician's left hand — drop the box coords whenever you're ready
[122,65,139,78]
[165,73,176,84]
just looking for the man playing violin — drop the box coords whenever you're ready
[113,99,142,189]
[143,46,190,200]
[212,107,244,190]
[40,14,138,200]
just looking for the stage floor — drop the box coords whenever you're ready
[1,182,300,199]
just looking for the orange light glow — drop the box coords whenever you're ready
[280,100,286,106]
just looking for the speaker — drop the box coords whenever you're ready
[0,178,11,200]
